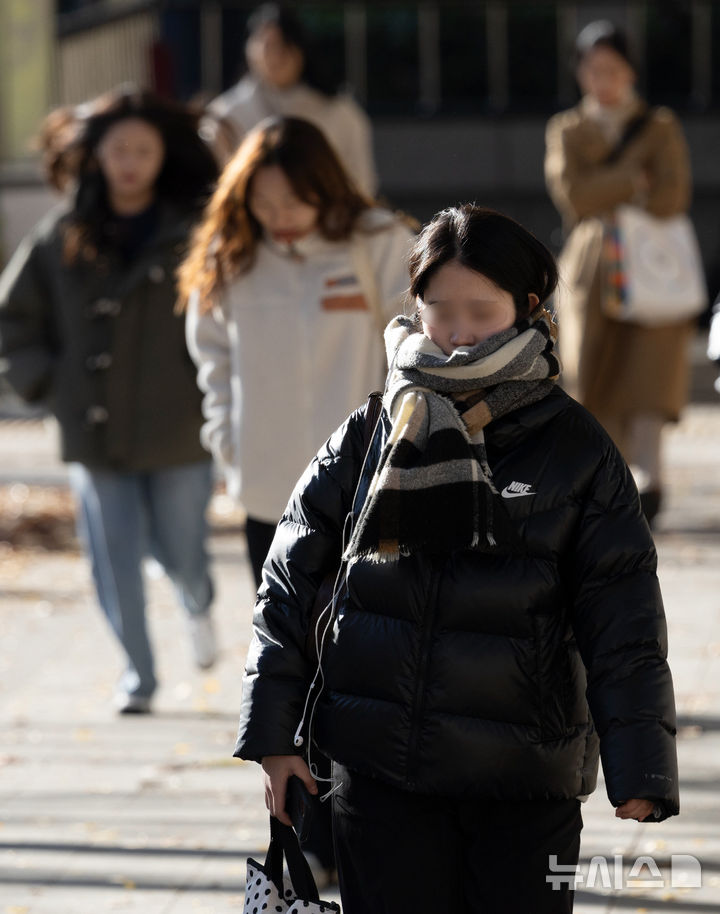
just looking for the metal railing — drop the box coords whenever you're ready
[55,2,159,106]
[54,1,719,114]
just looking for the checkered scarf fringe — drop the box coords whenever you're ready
[344,306,560,563]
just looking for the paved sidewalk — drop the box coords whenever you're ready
[1,405,719,913]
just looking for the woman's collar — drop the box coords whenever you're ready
[581,89,643,122]
[262,229,334,260]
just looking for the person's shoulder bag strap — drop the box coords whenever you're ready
[304,390,383,663]
[603,107,655,166]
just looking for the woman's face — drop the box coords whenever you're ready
[418,260,538,356]
[96,117,165,201]
[246,24,304,90]
[577,45,635,107]
[248,165,319,243]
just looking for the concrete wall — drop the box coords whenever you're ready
[0,178,60,261]
[373,115,720,277]
[2,114,720,293]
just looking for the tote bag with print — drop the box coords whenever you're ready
[244,817,340,914]
[602,204,707,326]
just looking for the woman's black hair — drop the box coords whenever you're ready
[245,3,338,96]
[408,205,558,321]
[39,85,219,261]
[574,19,635,70]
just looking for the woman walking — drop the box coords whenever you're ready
[181,115,414,591]
[234,206,679,913]
[206,2,377,194]
[545,20,695,524]
[180,115,413,884]
[0,87,219,713]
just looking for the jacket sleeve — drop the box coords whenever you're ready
[0,231,56,402]
[185,292,235,467]
[644,109,691,218]
[545,115,638,223]
[568,438,679,821]
[369,221,415,324]
[234,406,366,762]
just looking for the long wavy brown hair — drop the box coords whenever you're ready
[177,116,376,311]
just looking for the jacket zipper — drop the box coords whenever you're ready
[405,559,441,787]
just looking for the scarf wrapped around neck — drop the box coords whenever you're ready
[344,306,560,564]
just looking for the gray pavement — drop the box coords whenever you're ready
[1,402,720,913]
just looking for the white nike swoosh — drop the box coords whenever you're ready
[501,487,536,498]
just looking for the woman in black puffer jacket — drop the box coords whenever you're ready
[235,206,679,914]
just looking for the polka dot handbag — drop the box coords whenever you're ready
[244,817,340,914]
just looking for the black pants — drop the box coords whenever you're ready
[331,764,582,914]
[245,516,277,589]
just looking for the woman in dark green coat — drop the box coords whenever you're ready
[0,87,219,712]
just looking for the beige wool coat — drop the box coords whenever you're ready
[545,97,696,425]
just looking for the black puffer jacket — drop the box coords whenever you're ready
[235,387,679,820]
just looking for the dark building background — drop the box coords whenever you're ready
[17,1,720,294]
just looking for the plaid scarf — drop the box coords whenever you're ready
[344,306,560,563]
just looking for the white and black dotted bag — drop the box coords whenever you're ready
[244,817,340,914]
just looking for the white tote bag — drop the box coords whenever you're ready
[603,205,707,326]
[708,303,720,362]
[244,818,340,914]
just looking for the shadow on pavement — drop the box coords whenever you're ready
[0,840,262,859]
[677,714,720,733]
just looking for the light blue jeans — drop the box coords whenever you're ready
[69,460,214,698]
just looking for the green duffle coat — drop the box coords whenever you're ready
[0,203,206,470]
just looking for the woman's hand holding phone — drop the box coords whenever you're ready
[261,755,318,826]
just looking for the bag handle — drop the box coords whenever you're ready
[266,816,320,902]
[603,108,654,166]
[363,390,383,452]
[304,390,383,663]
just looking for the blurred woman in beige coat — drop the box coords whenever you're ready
[545,20,695,524]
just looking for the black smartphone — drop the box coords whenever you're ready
[285,775,316,842]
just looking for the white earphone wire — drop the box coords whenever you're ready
[292,379,390,799]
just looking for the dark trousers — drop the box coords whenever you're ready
[245,516,277,590]
[331,763,582,914]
